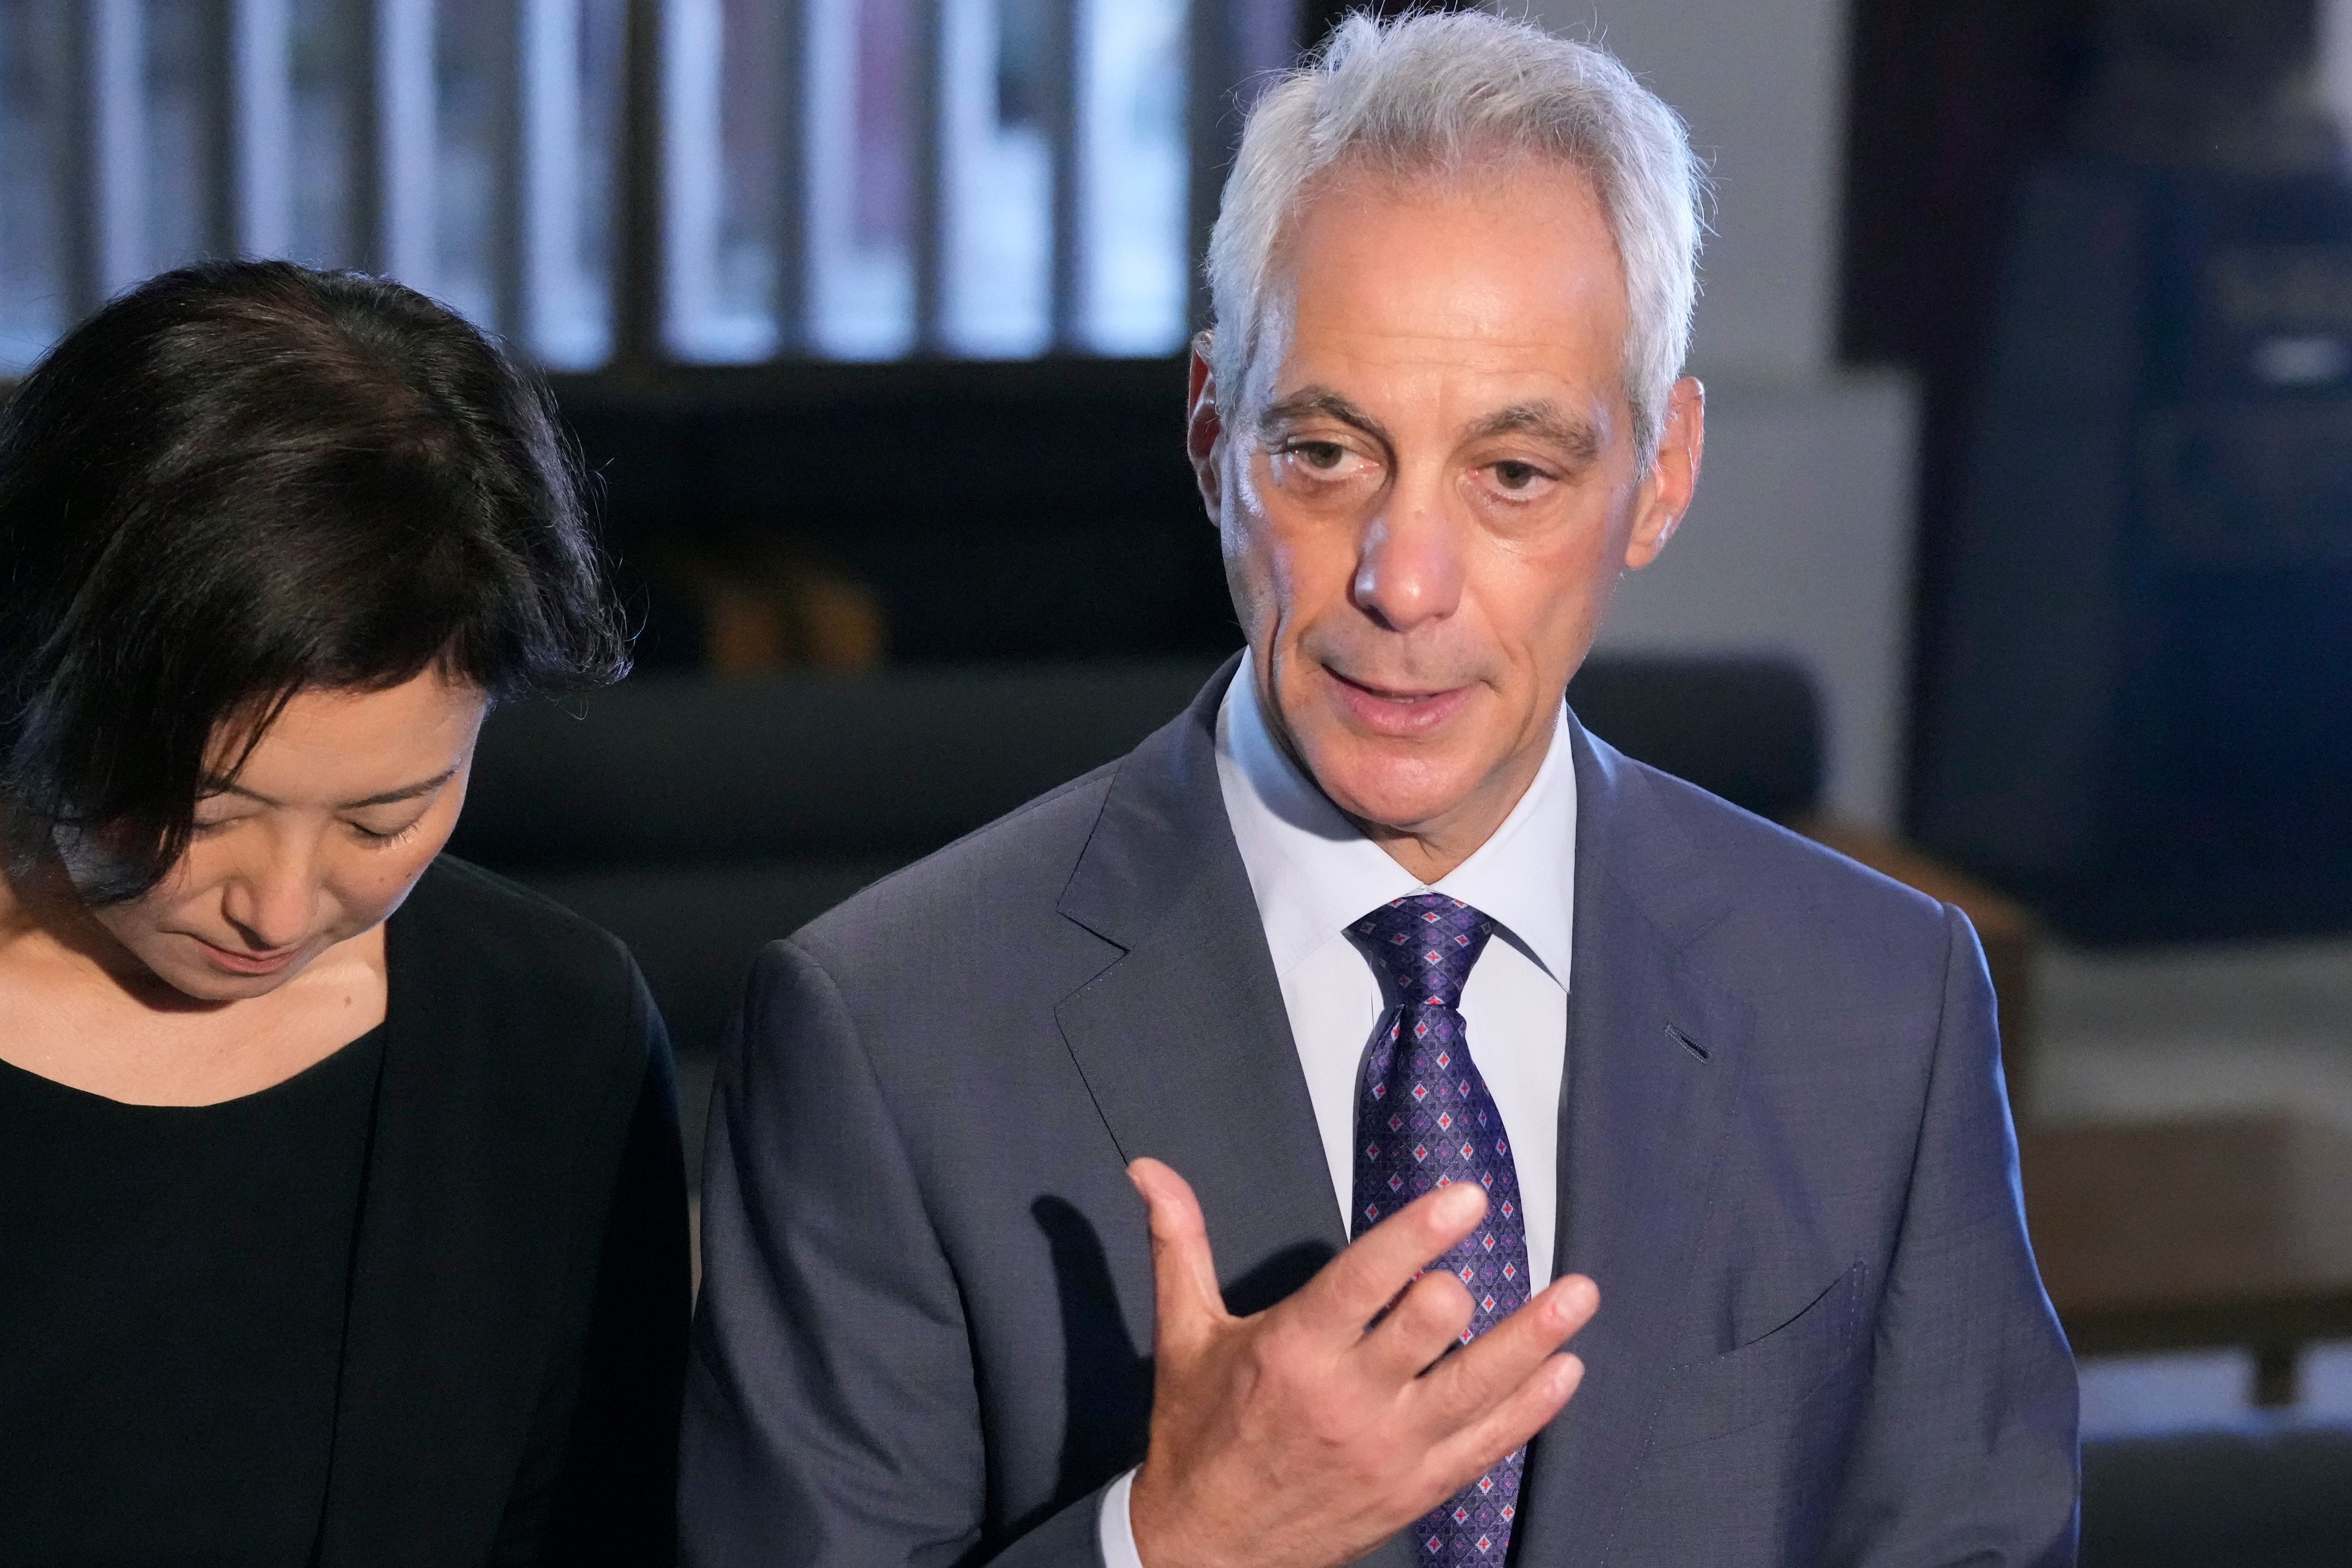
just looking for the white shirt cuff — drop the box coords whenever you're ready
[1097,1466,1145,1568]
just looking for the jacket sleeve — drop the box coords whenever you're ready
[494,962,694,1566]
[1827,904,2080,1566]
[682,939,1041,1568]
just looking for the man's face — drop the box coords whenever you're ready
[1189,158,1702,870]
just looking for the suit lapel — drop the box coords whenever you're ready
[1060,672,1767,1568]
[1511,722,1748,1568]
[1056,657,1348,1313]
[1056,661,1412,1568]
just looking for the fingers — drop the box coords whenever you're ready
[1287,1182,1490,1346]
[1356,1268,1476,1383]
[1423,1349,1588,1498]
[1128,1158,1232,1354]
[1408,1275,1599,1438]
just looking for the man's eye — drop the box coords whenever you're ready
[1270,439,1373,490]
[1492,461,1546,491]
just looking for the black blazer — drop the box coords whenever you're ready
[319,856,690,1566]
[682,660,2075,1566]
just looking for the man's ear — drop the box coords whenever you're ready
[1624,376,1705,571]
[1186,332,1225,520]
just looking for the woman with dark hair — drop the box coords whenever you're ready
[0,262,687,1566]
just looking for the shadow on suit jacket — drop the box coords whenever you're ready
[682,657,2080,1568]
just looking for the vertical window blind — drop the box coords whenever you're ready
[0,0,1293,375]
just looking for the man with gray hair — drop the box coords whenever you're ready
[682,12,2078,1567]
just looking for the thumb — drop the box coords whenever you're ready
[1128,1158,1230,1353]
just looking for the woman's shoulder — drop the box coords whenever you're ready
[388,855,660,1075]
[399,854,631,971]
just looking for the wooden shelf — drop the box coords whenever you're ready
[2021,1114,2352,1405]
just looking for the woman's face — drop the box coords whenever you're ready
[89,670,490,1003]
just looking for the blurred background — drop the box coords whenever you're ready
[4,0,2351,1557]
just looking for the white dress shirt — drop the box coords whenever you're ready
[1101,654,1577,1567]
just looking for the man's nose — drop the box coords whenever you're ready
[219,847,319,951]
[1351,489,1466,632]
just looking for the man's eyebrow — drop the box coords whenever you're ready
[1257,387,1393,449]
[1465,401,1601,462]
[203,766,459,812]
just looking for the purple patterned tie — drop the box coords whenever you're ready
[1349,895,1530,1568]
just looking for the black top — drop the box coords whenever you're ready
[0,1028,385,1567]
[0,858,689,1568]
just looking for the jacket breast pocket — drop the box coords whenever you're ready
[1645,1263,1865,1454]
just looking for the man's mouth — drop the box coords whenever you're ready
[1320,665,1476,736]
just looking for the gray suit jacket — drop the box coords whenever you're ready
[682,662,2078,1567]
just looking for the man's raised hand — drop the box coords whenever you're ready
[1124,1158,1598,1568]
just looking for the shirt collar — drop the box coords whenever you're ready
[1214,650,1577,988]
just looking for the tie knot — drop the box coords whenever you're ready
[1349,894,1495,1011]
